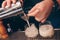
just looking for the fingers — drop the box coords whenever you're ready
[28,9,39,16]
[2,1,7,8]
[35,11,49,23]
[35,15,47,23]
[28,1,45,17]
[40,12,50,23]
[2,0,16,8]
[12,0,16,4]
[20,0,23,6]
[41,18,47,23]
[28,3,40,16]
[35,15,45,22]
[6,0,11,7]
[29,4,38,13]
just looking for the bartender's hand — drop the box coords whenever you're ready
[28,0,54,23]
[57,0,60,5]
[2,0,23,8]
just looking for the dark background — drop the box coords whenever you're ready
[0,0,60,33]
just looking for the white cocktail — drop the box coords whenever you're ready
[25,24,38,38]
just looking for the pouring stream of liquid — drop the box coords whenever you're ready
[20,11,30,27]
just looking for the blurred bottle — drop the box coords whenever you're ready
[7,23,12,35]
[0,20,8,39]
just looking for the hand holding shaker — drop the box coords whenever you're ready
[0,1,22,19]
[0,1,24,39]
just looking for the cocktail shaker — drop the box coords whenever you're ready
[0,1,28,21]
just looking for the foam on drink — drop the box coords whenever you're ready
[39,24,54,38]
[25,24,38,38]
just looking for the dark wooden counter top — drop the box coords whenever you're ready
[1,29,60,40]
